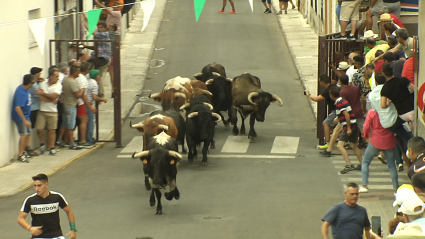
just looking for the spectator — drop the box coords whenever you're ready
[406,137,425,179]
[363,64,375,116]
[334,0,362,40]
[374,28,413,63]
[105,0,124,12]
[35,68,62,156]
[107,22,117,98]
[383,51,405,77]
[75,62,93,148]
[369,0,401,18]
[365,37,390,65]
[387,35,406,60]
[304,75,337,150]
[261,0,272,14]
[95,0,121,35]
[379,13,404,40]
[360,109,399,193]
[387,222,425,238]
[352,56,367,94]
[331,61,350,79]
[374,50,386,73]
[329,86,363,174]
[57,62,68,84]
[411,171,425,201]
[218,0,236,13]
[86,69,108,144]
[59,65,83,150]
[402,57,414,85]
[397,196,425,230]
[276,0,296,15]
[381,63,414,123]
[321,182,371,239]
[362,30,379,54]
[12,74,36,162]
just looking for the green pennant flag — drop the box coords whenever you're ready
[194,0,206,22]
[87,9,102,39]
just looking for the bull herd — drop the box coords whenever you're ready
[130,63,283,214]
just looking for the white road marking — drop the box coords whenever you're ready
[270,136,299,154]
[221,136,251,153]
[208,154,295,159]
[120,136,144,153]
[117,155,133,158]
[341,178,410,183]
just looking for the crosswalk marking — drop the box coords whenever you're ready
[208,155,295,159]
[270,136,299,154]
[120,136,144,153]
[221,136,251,153]
[340,178,410,183]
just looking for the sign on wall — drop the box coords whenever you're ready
[401,0,418,16]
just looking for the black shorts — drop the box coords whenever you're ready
[339,128,359,143]
[279,0,289,2]
[30,110,38,129]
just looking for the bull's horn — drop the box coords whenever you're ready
[205,79,214,85]
[203,102,214,110]
[193,73,202,77]
[174,92,186,99]
[149,93,160,99]
[168,150,182,160]
[226,78,233,82]
[201,90,213,96]
[272,94,284,106]
[247,92,259,105]
[132,151,149,158]
[179,103,190,110]
[212,72,221,76]
[158,124,169,131]
[130,121,144,128]
[188,112,199,118]
[211,113,222,122]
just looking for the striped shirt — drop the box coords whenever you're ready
[335,97,358,130]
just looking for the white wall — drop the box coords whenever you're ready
[0,0,55,166]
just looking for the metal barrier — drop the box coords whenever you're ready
[49,38,122,148]
[317,35,365,145]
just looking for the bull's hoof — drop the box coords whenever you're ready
[201,161,208,166]
[164,192,173,201]
[211,143,215,149]
[232,128,239,135]
[150,201,155,207]
[156,210,162,215]
[174,190,180,200]
[223,120,230,126]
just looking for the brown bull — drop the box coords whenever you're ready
[149,76,193,111]
[190,79,212,101]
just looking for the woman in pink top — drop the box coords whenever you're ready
[360,109,399,193]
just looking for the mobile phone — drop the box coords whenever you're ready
[371,216,381,235]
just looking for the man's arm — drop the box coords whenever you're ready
[408,83,415,93]
[380,96,391,109]
[63,205,77,239]
[304,90,325,102]
[74,90,83,99]
[364,227,372,239]
[321,221,331,239]
[343,110,352,135]
[17,211,43,236]
[94,0,113,15]
[15,106,31,128]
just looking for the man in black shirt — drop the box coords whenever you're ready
[305,75,336,150]
[17,173,77,239]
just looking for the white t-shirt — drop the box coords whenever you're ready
[76,74,88,106]
[39,81,62,112]
[59,72,65,85]
[86,78,99,104]
[346,65,356,83]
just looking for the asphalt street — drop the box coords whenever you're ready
[1,1,350,238]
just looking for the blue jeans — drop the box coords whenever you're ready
[361,144,399,190]
[62,107,77,129]
[85,104,95,143]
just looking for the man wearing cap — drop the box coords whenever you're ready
[369,0,401,18]
[362,30,380,54]
[322,182,371,239]
[85,69,107,144]
[379,13,404,40]
[407,137,425,180]
[397,196,425,232]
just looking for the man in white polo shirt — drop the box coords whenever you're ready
[35,68,62,155]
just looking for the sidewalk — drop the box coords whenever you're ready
[0,1,166,198]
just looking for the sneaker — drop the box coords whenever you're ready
[377,154,387,164]
[69,143,83,150]
[78,141,93,149]
[285,10,288,14]
[398,164,404,172]
[276,11,282,15]
[354,164,362,171]
[26,149,39,157]
[317,143,329,150]
[334,34,347,40]
[267,9,272,13]
[229,9,236,14]
[49,148,57,156]
[17,154,29,163]
[348,34,356,41]
[359,186,369,193]
[292,5,296,9]
[359,36,365,40]
[340,165,355,174]
[39,145,46,155]
[218,9,225,13]
[264,8,269,13]
[320,150,331,156]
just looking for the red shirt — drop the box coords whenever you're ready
[340,85,363,119]
[390,13,405,28]
[402,57,415,85]
[375,59,385,73]
[363,110,396,150]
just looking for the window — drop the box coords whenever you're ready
[29,8,40,48]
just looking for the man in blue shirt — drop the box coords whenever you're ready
[12,74,36,162]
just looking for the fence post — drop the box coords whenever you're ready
[113,36,122,148]
[317,36,327,145]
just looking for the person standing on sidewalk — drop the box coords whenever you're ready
[276,0,296,14]
[61,65,83,150]
[86,69,108,144]
[321,182,371,239]
[360,109,399,193]
[406,137,425,179]
[304,75,337,150]
[75,62,94,148]
[12,74,36,162]
[17,173,77,239]
[218,0,236,13]
[35,68,62,156]
[334,0,362,40]
[329,86,363,174]
[261,0,272,14]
